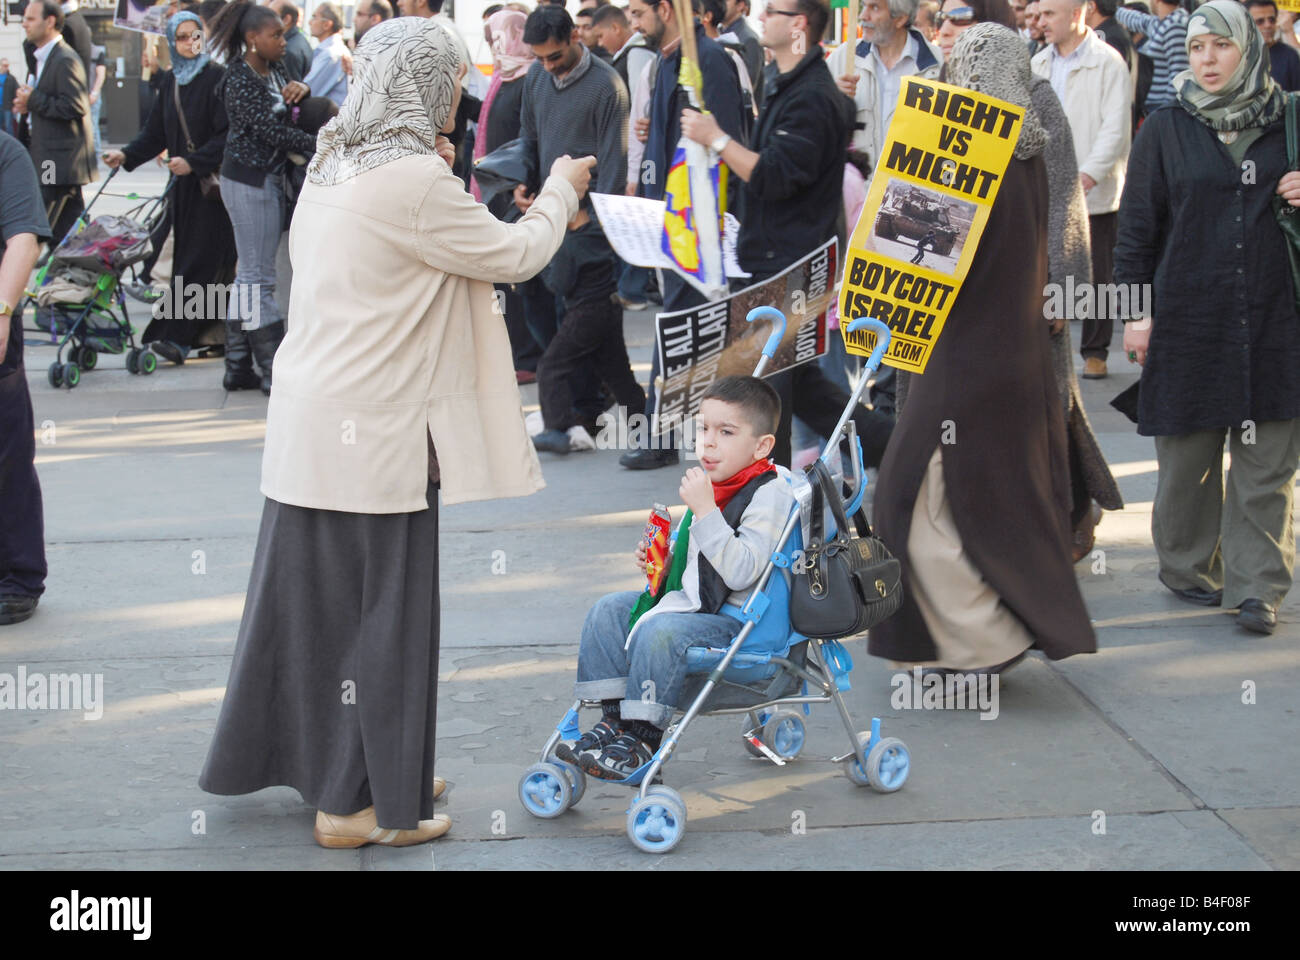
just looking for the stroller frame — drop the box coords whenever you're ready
[24,168,174,388]
[519,312,910,853]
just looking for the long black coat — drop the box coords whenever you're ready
[122,63,237,315]
[869,156,1096,664]
[1114,105,1300,436]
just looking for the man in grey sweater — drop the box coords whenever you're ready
[515,4,642,455]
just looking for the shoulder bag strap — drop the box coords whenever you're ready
[811,459,856,544]
[171,77,197,154]
[806,461,826,547]
[1289,93,1299,171]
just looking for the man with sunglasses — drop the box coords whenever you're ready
[1247,0,1300,92]
[826,0,941,177]
[681,0,895,471]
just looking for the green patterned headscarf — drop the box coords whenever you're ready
[1174,0,1285,132]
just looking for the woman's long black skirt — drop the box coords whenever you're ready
[199,483,439,829]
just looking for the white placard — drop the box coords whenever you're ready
[589,193,750,280]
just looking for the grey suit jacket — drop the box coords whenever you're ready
[27,40,96,187]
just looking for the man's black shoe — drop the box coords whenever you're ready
[532,429,571,454]
[1237,599,1277,635]
[1158,573,1222,606]
[223,368,262,391]
[618,447,679,470]
[0,595,38,625]
[151,340,185,365]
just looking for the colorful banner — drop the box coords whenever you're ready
[114,0,170,35]
[653,239,836,434]
[838,78,1023,374]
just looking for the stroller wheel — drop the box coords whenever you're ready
[742,711,771,758]
[138,350,158,375]
[844,732,872,787]
[47,362,63,388]
[549,757,587,807]
[63,363,81,389]
[518,762,572,819]
[865,737,910,793]
[125,348,140,374]
[78,345,97,371]
[763,710,806,762]
[627,789,687,854]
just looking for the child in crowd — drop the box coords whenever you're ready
[559,375,796,779]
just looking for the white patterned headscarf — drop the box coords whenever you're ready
[945,23,1049,161]
[308,17,464,187]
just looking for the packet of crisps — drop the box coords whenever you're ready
[643,503,672,595]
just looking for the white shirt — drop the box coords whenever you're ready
[1048,38,1085,105]
[875,33,918,132]
[32,35,61,86]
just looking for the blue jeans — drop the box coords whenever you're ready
[575,590,741,728]
[0,110,15,138]
[220,172,284,331]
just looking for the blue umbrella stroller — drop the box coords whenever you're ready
[518,312,911,853]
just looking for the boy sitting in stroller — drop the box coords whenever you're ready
[559,376,797,780]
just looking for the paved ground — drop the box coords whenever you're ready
[2,164,1297,871]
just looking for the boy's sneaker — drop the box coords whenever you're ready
[580,732,655,781]
[554,719,623,766]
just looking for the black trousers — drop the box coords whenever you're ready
[499,282,542,373]
[538,294,646,432]
[41,183,84,250]
[0,364,47,598]
[523,275,603,419]
[1082,212,1118,360]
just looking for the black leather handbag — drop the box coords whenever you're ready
[1271,93,1300,314]
[789,459,903,640]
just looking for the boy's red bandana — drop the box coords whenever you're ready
[710,458,776,511]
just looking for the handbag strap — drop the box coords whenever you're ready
[807,461,826,546]
[810,459,856,545]
[171,77,197,154]
[1288,93,1299,171]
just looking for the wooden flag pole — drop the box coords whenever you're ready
[847,0,860,55]
[673,0,705,109]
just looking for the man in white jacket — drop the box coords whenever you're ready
[826,0,943,176]
[1033,0,1131,380]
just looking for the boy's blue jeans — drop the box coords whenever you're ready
[575,591,741,729]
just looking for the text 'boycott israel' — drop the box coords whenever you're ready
[839,78,1023,373]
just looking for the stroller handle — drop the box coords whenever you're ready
[746,306,787,377]
[844,317,892,374]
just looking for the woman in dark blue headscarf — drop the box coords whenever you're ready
[105,11,238,371]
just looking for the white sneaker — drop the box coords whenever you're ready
[567,425,596,451]
[524,410,544,437]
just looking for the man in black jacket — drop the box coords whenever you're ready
[271,0,315,82]
[14,1,96,248]
[683,0,894,469]
[720,0,763,102]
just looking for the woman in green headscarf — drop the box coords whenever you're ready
[1115,0,1300,635]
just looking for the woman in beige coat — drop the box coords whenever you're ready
[198,17,595,848]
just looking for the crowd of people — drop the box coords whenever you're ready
[3,0,1300,848]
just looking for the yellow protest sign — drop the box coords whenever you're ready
[1278,0,1300,12]
[839,78,1024,373]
